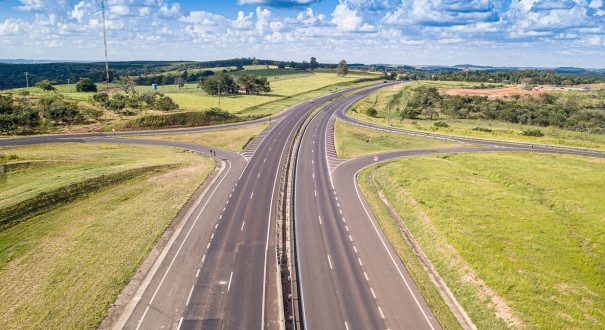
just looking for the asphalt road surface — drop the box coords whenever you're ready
[294,84,604,330]
[0,84,382,330]
[2,81,602,330]
[294,85,442,330]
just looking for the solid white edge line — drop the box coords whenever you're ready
[261,118,292,330]
[227,271,234,292]
[131,160,232,330]
[353,168,436,330]
[186,285,194,306]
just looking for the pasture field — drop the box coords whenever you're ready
[360,152,605,329]
[0,143,213,328]
[130,121,270,152]
[349,82,605,150]
[333,119,464,159]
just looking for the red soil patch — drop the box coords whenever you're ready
[441,83,602,99]
[440,86,545,99]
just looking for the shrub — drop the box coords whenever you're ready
[473,127,493,132]
[434,121,449,128]
[520,128,545,137]
[154,95,179,111]
[75,78,97,92]
[365,107,378,117]
[114,108,240,130]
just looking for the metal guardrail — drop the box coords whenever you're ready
[345,115,605,154]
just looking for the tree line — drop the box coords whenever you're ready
[0,90,179,134]
[394,69,601,86]
[379,86,605,134]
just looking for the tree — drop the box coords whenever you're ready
[76,78,97,92]
[337,60,348,77]
[252,59,260,66]
[154,95,178,111]
[35,80,57,92]
[310,57,319,71]
[198,74,237,95]
[45,100,80,125]
[175,77,185,88]
[118,75,136,94]
[238,74,271,94]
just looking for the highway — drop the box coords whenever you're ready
[293,83,605,330]
[294,85,442,330]
[3,81,603,330]
[0,84,382,330]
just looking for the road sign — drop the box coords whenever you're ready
[373,155,379,162]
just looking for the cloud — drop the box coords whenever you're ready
[382,0,499,27]
[331,3,376,32]
[179,11,228,25]
[232,11,255,30]
[15,0,45,12]
[0,18,24,36]
[236,0,319,8]
[157,3,182,19]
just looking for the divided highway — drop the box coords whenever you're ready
[294,84,441,330]
[0,84,388,330]
[293,83,604,330]
[6,80,601,330]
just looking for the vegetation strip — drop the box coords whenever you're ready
[368,153,604,328]
[357,164,461,329]
[0,164,176,231]
[349,82,605,150]
[368,167,475,329]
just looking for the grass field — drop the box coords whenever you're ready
[0,143,214,328]
[349,82,605,150]
[131,122,270,152]
[3,70,381,136]
[333,119,464,158]
[363,152,605,328]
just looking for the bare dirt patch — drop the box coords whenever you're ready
[440,86,546,99]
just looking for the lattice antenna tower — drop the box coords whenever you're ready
[101,0,110,91]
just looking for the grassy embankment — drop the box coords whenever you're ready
[0,143,214,328]
[348,82,605,150]
[131,121,270,152]
[333,119,465,158]
[5,69,380,134]
[359,152,604,329]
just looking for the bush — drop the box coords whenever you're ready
[114,108,240,130]
[75,78,97,92]
[364,107,378,117]
[154,95,179,111]
[520,128,545,137]
[473,127,493,132]
[434,121,449,128]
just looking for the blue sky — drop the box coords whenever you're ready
[0,0,604,67]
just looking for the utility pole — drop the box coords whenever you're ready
[217,83,221,107]
[67,78,70,92]
[101,0,110,92]
[387,104,390,125]
[25,72,29,92]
